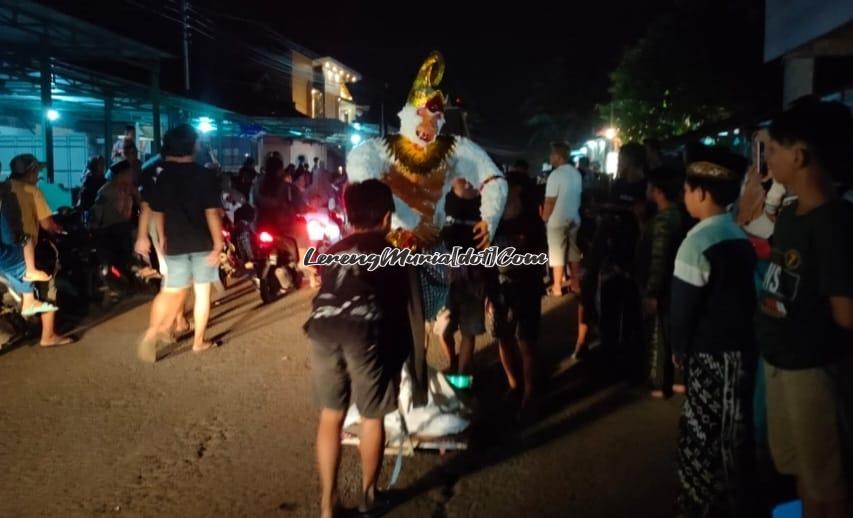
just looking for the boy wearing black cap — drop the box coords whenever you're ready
[671,155,757,517]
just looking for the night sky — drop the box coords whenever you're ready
[252,0,677,145]
[42,0,704,145]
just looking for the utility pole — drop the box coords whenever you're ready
[182,0,191,91]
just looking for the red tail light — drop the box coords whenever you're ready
[110,266,122,279]
[258,231,274,244]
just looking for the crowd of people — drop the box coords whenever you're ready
[1,98,851,517]
[305,98,853,518]
[0,121,345,361]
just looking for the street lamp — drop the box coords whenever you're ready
[196,116,215,134]
[604,127,617,140]
[46,109,60,122]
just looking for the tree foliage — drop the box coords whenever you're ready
[599,0,763,142]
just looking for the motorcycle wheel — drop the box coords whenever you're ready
[218,266,229,289]
[258,271,281,304]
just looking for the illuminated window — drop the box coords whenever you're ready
[311,90,324,119]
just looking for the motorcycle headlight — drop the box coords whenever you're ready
[325,222,341,241]
[307,220,325,241]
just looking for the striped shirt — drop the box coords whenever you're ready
[671,213,757,355]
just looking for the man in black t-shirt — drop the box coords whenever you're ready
[756,100,853,515]
[137,125,223,363]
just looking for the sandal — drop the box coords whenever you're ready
[173,320,194,339]
[137,334,160,363]
[23,270,51,283]
[40,336,75,348]
[137,267,162,280]
[192,340,217,353]
[21,301,59,317]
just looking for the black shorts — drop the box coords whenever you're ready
[310,336,398,419]
[446,277,486,337]
[489,268,542,344]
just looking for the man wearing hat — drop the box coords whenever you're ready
[670,152,757,516]
[3,154,72,346]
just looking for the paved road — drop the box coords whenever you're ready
[0,280,680,517]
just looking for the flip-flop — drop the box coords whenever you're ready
[173,320,194,339]
[137,334,160,363]
[137,267,162,280]
[40,336,75,348]
[192,341,215,353]
[21,301,59,317]
[23,272,51,282]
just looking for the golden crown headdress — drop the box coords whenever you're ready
[406,51,447,111]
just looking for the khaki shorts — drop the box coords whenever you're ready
[765,358,852,501]
[547,223,581,267]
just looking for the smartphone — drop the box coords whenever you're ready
[754,131,769,181]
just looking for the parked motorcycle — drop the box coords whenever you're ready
[302,208,344,288]
[253,227,302,304]
[48,207,158,306]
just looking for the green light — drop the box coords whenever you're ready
[446,374,473,389]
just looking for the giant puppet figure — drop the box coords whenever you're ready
[345,51,507,442]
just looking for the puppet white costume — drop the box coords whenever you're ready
[343,52,507,444]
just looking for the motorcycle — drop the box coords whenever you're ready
[253,226,303,304]
[0,234,65,351]
[302,207,344,288]
[49,207,159,306]
[0,274,33,351]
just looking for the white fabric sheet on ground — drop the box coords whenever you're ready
[343,365,470,441]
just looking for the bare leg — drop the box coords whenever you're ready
[39,311,70,347]
[317,409,344,518]
[439,329,457,372]
[458,334,476,375]
[21,292,37,313]
[138,288,184,362]
[497,337,520,391]
[574,302,590,359]
[151,289,186,336]
[569,261,582,294]
[191,282,212,351]
[22,241,48,280]
[551,266,564,296]
[517,338,536,405]
[170,285,189,333]
[358,417,385,512]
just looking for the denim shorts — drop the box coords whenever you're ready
[163,252,218,289]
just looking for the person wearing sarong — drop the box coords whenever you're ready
[671,155,757,517]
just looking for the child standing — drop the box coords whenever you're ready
[304,180,409,517]
[489,169,547,406]
[671,154,757,517]
[439,178,486,377]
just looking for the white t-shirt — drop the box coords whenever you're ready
[545,164,582,227]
